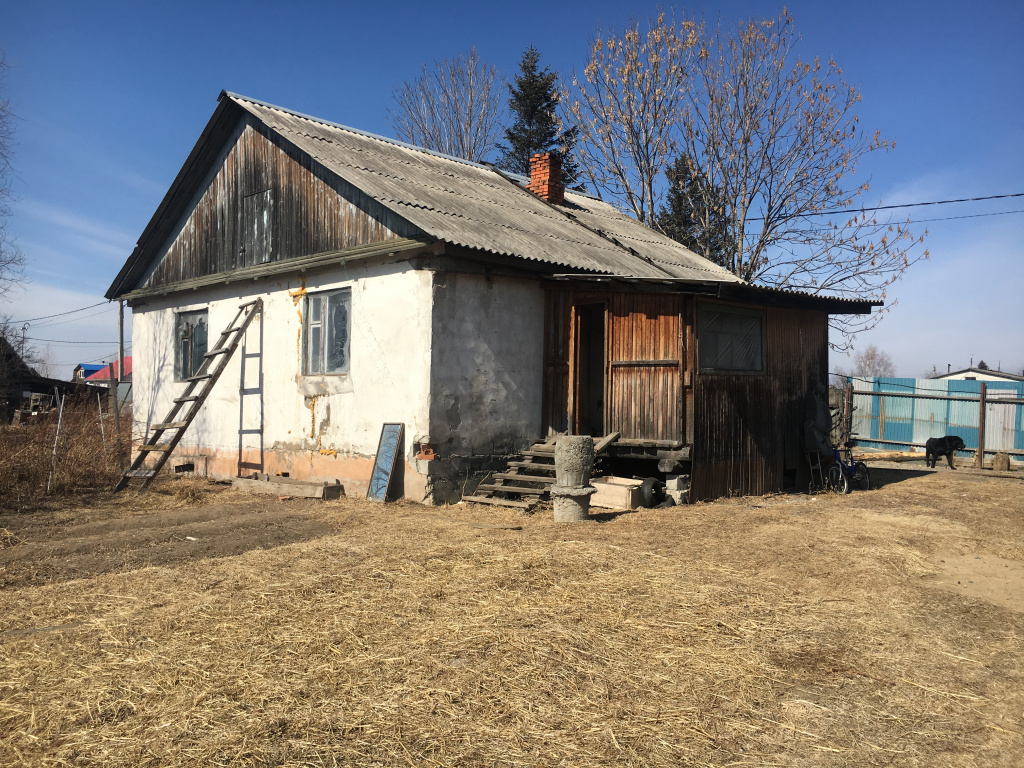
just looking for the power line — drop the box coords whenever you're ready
[799,208,1024,232]
[8,301,109,325]
[33,306,118,330]
[52,344,132,366]
[903,208,1024,225]
[747,191,1024,221]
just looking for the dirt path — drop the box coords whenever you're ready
[0,494,336,588]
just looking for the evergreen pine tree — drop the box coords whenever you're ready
[497,46,581,187]
[656,155,734,268]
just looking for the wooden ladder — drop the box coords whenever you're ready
[464,432,620,509]
[113,298,263,492]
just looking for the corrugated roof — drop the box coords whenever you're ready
[227,94,743,284]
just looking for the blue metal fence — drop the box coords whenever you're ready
[849,377,1024,462]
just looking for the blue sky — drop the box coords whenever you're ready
[2,0,1022,378]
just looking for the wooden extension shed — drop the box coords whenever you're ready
[106,92,875,503]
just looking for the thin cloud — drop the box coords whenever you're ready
[18,199,138,254]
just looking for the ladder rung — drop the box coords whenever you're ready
[174,395,200,403]
[126,469,158,478]
[139,444,172,452]
[219,327,241,336]
[152,421,188,430]
[186,373,214,382]
[238,299,260,308]
[204,348,232,358]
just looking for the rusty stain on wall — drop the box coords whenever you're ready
[291,276,307,364]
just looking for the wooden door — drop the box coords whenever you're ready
[606,293,684,443]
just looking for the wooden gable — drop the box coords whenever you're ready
[136,114,423,293]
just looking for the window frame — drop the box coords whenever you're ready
[174,308,209,382]
[302,288,352,377]
[696,300,767,376]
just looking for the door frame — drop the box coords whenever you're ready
[568,301,608,436]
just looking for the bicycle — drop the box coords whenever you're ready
[827,438,870,494]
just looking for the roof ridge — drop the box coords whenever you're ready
[224,91,511,174]
[224,91,608,202]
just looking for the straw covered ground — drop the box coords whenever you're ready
[1,467,1022,766]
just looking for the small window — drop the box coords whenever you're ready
[698,303,765,373]
[304,289,351,375]
[175,310,208,381]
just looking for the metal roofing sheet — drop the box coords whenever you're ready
[231,95,743,284]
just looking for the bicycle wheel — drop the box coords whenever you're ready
[853,461,870,491]
[827,464,850,494]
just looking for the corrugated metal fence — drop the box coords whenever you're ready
[849,377,1024,463]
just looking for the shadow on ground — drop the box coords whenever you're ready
[0,501,335,588]
[864,466,934,489]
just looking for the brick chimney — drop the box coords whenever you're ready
[527,151,565,205]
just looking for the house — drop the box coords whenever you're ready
[83,357,133,407]
[73,363,106,381]
[83,357,132,382]
[935,367,1024,383]
[106,92,876,502]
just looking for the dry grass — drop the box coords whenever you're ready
[0,396,125,506]
[0,468,1022,766]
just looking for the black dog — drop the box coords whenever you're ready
[925,435,967,469]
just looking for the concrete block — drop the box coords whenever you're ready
[667,489,688,506]
[664,474,691,491]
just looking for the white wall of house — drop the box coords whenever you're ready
[131,261,434,495]
[936,370,1024,383]
[428,272,545,458]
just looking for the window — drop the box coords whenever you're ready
[304,289,351,375]
[175,310,208,381]
[697,303,765,373]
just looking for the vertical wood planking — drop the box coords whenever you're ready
[690,306,828,500]
[606,292,682,441]
[143,118,420,291]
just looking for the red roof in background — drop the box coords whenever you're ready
[84,357,132,381]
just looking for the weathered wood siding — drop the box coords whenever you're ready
[542,288,687,442]
[140,116,421,291]
[544,289,829,499]
[690,306,829,500]
[606,293,683,441]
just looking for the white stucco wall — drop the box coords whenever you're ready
[427,272,545,458]
[131,262,433,494]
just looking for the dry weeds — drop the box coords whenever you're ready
[0,396,125,506]
[0,467,1022,766]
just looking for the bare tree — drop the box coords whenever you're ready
[568,13,699,226]
[568,12,927,347]
[833,344,895,387]
[0,54,24,302]
[388,48,505,163]
[679,11,927,344]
